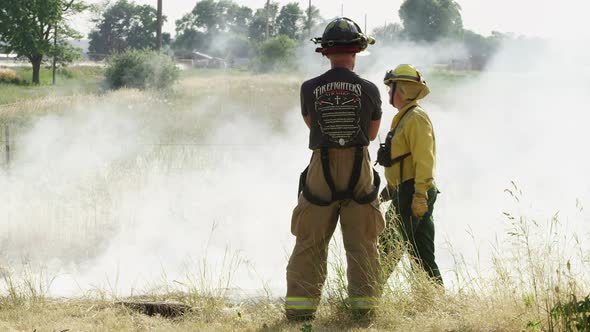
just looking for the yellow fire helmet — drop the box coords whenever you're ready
[383,64,430,102]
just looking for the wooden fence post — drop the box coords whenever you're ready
[4,125,9,169]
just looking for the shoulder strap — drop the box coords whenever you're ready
[383,105,418,158]
[388,105,418,139]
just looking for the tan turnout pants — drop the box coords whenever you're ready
[285,147,385,319]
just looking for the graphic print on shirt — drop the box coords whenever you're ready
[313,82,363,146]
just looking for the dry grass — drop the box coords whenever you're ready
[0,298,284,332]
[0,72,301,130]
[0,68,18,82]
[3,208,586,332]
[0,72,588,331]
[0,274,577,332]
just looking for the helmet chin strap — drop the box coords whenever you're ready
[390,83,396,106]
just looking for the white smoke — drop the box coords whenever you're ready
[365,35,590,282]
[0,87,310,297]
[2,20,590,299]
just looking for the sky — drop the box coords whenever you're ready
[76,0,590,39]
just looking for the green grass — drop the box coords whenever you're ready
[0,70,303,144]
[0,65,104,105]
[427,68,480,89]
[178,67,262,80]
[0,65,472,107]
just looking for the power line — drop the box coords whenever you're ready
[307,0,312,37]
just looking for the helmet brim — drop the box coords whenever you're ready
[316,46,363,54]
[357,50,371,57]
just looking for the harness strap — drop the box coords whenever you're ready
[355,168,380,204]
[299,147,380,206]
[348,147,364,193]
[320,148,338,196]
[390,152,411,164]
[390,105,418,144]
[390,106,417,182]
[375,105,418,185]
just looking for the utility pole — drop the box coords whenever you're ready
[364,14,367,33]
[52,25,57,85]
[341,3,344,16]
[307,0,312,38]
[265,0,271,40]
[156,0,163,50]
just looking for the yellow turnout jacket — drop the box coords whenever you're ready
[384,101,436,195]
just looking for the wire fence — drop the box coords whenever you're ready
[0,95,93,110]
[0,123,307,171]
[0,102,22,109]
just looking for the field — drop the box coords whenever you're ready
[0,66,104,106]
[0,64,588,332]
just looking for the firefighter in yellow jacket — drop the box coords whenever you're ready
[376,64,443,285]
[285,18,385,321]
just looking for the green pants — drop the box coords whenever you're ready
[379,180,443,285]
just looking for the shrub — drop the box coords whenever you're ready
[551,295,590,331]
[60,67,75,79]
[253,35,297,72]
[0,68,23,84]
[105,49,179,90]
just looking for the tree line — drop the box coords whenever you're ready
[88,0,321,62]
[1,0,512,83]
[374,0,504,70]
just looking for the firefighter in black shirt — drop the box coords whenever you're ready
[285,17,385,321]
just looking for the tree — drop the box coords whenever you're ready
[248,10,267,42]
[190,0,227,33]
[372,23,403,45]
[0,0,86,84]
[174,0,253,54]
[249,2,279,41]
[173,29,206,53]
[399,0,463,42]
[463,30,499,57]
[255,34,296,72]
[226,3,253,35]
[177,0,251,35]
[303,4,321,38]
[88,0,165,57]
[276,3,303,39]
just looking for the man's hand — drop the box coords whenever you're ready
[411,192,428,218]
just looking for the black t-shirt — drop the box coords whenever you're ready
[301,67,382,149]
